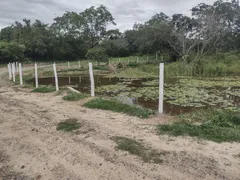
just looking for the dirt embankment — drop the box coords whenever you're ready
[0,67,239,180]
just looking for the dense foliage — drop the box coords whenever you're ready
[0,0,240,65]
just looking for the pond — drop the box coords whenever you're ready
[31,75,240,115]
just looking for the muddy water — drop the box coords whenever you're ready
[32,76,239,115]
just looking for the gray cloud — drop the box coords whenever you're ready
[0,0,216,31]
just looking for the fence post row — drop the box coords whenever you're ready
[88,63,95,97]
[19,63,23,85]
[159,63,164,114]
[53,63,59,91]
[35,63,38,88]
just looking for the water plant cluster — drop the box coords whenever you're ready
[95,77,240,110]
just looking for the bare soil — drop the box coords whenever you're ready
[0,67,240,180]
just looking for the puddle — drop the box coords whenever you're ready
[30,75,240,115]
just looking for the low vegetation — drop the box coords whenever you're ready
[111,136,169,164]
[32,86,56,93]
[158,109,240,143]
[56,119,81,132]
[84,98,154,118]
[63,92,89,101]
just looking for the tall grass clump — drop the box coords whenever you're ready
[32,86,56,93]
[84,98,154,118]
[63,92,89,101]
[57,119,81,132]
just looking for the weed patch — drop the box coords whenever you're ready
[111,136,169,164]
[32,86,55,93]
[158,109,240,142]
[56,119,81,132]
[63,92,89,101]
[84,98,154,118]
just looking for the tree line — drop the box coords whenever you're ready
[0,0,240,63]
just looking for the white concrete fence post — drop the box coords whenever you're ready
[159,63,164,114]
[16,62,18,73]
[19,63,23,85]
[35,63,38,88]
[137,57,139,63]
[78,61,81,68]
[12,63,16,83]
[53,63,59,91]
[8,63,12,80]
[88,63,95,97]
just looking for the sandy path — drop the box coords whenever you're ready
[0,67,239,180]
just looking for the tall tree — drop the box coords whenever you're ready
[81,5,116,48]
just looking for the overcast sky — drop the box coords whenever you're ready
[0,0,216,31]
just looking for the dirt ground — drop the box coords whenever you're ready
[0,67,239,180]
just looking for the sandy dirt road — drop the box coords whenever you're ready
[0,66,240,180]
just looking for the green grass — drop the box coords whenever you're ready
[164,53,240,77]
[58,68,86,73]
[63,92,89,101]
[93,65,108,70]
[84,98,154,118]
[56,119,81,132]
[32,86,56,93]
[14,73,33,86]
[158,109,240,143]
[111,136,169,164]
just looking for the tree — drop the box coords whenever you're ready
[168,14,198,60]
[105,29,122,40]
[146,12,170,25]
[81,5,116,48]
[51,12,87,60]
[134,22,171,55]
[86,47,108,65]
[103,38,129,57]
[0,41,25,63]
